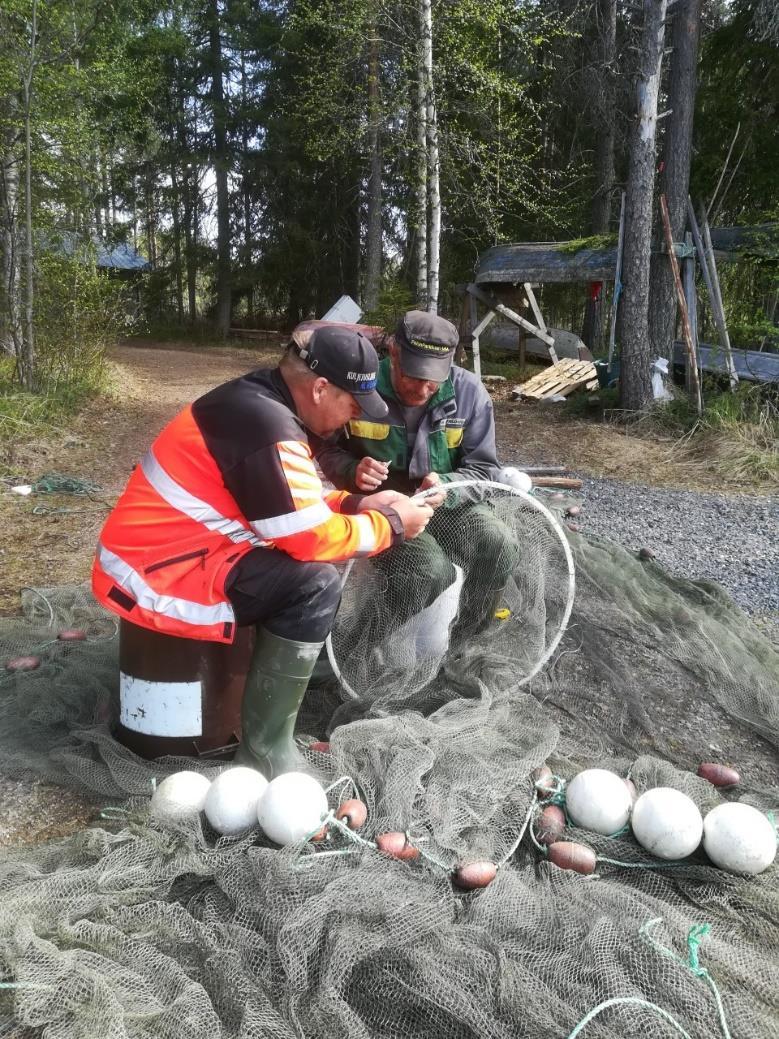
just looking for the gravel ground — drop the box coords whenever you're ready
[569,475,779,615]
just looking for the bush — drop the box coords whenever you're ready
[33,253,133,392]
[0,253,133,468]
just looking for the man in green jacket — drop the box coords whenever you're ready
[317,310,519,647]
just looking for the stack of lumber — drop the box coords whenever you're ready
[513,358,598,401]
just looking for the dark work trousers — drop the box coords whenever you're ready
[224,548,342,642]
[370,501,519,636]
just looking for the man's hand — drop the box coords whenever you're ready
[358,490,432,539]
[355,456,390,491]
[389,498,434,539]
[357,489,405,511]
[416,471,445,508]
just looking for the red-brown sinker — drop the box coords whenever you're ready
[57,629,87,642]
[697,762,740,787]
[309,741,331,754]
[335,799,368,831]
[532,765,554,799]
[376,832,420,861]
[6,656,41,672]
[535,805,566,847]
[452,861,497,890]
[547,841,597,875]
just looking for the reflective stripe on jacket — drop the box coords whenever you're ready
[92,368,401,643]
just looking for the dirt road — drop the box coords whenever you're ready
[1,341,279,614]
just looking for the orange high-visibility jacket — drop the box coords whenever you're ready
[92,367,402,643]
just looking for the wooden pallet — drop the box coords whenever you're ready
[516,358,598,400]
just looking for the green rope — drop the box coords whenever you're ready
[564,996,694,1038]
[597,856,689,870]
[566,919,733,1039]
[33,473,102,496]
[640,918,732,1039]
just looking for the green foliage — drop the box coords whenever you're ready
[693,0,779,224]
[559,234,617,254]
[34,254,131,390]
[361,277,416,334]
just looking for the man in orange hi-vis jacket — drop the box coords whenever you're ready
[93,326,433,776]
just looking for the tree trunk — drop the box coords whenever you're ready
[648,0,702,360]
[582,0,617,351]
[421,0,440,314]
[20,0,37,390]
[617,0,667,411]
[170,161,185,324]
[0,113,21,359]
[208,0,231,337]
[364,25,382,313]
[145,170,156,268]
[240,51,253,324]
[414,29,428,309]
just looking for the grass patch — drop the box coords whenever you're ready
[0,356,108,476]
[475,347,546,386]
[562,379,778,489]
[658,385,779,486]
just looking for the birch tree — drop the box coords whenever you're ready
[421,0,440,313]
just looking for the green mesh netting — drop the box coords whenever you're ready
[0,495,777,1038]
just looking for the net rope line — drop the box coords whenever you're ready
[325,479,576,701]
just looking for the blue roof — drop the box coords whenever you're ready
[97,241,152,271]
[43,231,151,271]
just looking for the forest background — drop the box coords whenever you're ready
[0,0,777,426]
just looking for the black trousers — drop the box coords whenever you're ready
[224,548,342,642]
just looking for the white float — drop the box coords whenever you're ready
[703,803,777,875]
[565,768,632,835]
[204,767,268,836]
[257,772,328,845]
[631,787,703,860]
[150,770,211,824]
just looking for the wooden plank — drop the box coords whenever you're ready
[531,477,584,490]
[523,283,547,334]
[607,191,626,368]
[682,231,699,394]
[687,199,738,390]
[469,293,482,380]
[659,194,702,414]
[473,308,496,338]
[230,327,281,339]
[466,282,558,358]
[516,358,597,400]
[699,204,739,390]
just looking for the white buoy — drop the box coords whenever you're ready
[565,768,632,835]
[150,770,211,824]
[257,772,328,846]
[204,767,268,836]
[631,787,703,860]
[703,803,777,875]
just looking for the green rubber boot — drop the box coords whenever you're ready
[235,627,324,779]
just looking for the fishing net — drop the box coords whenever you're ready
[0,494,777,1039]
[325,481,575,710]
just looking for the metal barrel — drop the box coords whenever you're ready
[116,619,254,759]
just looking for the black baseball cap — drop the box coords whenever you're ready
[395,310,458,381]
[291,325,388,419]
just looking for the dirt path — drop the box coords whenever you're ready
[1,338,772,615]
[0,341,279,614]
